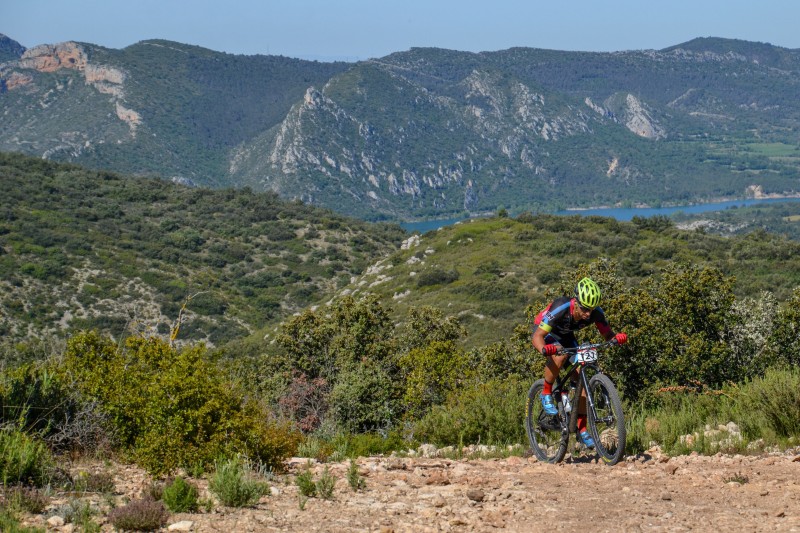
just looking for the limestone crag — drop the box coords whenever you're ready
[3,41,139,135]
[17,42,88,72]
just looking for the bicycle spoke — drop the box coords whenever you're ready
[587,374,626,465]
[525,379,568,463]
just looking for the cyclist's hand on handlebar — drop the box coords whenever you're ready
[542,344,559,356]
[614,332,628,345]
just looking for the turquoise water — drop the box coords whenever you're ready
[400,216,468,233]
[554,197,800,221]
[400,198,800,232]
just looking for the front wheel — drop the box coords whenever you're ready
[587,374,626,465]
[525,379,568,463]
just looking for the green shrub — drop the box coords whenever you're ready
[607,263,738,399]
[316,466,336,500]
[328,431,412,458]
[413,377,527,446]
[346,459,365,492]
[162,476,199,513]
[328,362,397,433]
[398,340,469,418]
[625,393,726,454]
[625,367,800,454]
[732,367,800,440]
[294,464,316,498]
[107,499,168,532]
[0,427,53,486]
[416,268,459,287]
[53,499,99,532]
[208,457,269,508]
[0,360,86,449]
[62,332,300,476]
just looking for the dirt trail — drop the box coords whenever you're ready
[25,450,800,532]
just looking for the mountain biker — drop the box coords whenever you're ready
[531,277,627,448]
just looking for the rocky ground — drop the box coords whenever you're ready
[21,446,800,532]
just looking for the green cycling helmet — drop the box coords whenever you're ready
[575,277,601,309]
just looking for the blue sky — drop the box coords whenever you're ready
[3,0,799,61]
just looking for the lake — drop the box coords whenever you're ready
[554,197,800,221]
[400,197,800,232]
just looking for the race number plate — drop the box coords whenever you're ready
[572,347,598,363]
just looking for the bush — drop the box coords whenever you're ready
[294,465,316,498]
[625,367,800,454]
[277,372,330,433]
[398,340,469,418]
[328,362,397,433]
[0,359,89,449]
[0,427,53,487]
[413,377,527,446]
[347,459,366,491]
[328,431,412,458]
[733,367,800,440]
[162,476,199,513]
[107,499,169,532]
[316,466,336,500]
[0,507,44,533]
[416,268,459,287]
[609,263,737,399]
[58,499,98,531]
[208,457,269,508]
[62,332,300,476]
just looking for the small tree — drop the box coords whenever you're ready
[399,340,469,419]
[611,263,736,399]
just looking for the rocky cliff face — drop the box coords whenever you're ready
[1,41,140,135]
[229,60,612,218]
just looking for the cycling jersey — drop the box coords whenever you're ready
[533,296,612,347]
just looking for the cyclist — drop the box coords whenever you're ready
[531,277,627,448]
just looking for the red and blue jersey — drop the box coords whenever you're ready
[533,296,612,341]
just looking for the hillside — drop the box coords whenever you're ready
[671,200,800,239]
[0,39,349,187]
[324,212,800,348]
[2,36,800,220]
[5,152,800,349]
[0,152,405,345]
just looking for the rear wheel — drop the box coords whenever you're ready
[587,374,626,465]
[525,379,568,463]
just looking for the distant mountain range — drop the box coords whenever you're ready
[2,34,799,220]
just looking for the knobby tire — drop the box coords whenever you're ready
[587,373,626,466]
[525,379,568,463]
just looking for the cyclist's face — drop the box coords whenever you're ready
[574,302,592,320]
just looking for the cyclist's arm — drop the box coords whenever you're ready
[531,326,549,354]
[592,308,615,341]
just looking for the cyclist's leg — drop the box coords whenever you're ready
[543,333,568,386]
[541,334,566,415]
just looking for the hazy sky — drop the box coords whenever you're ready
[3,0,799,62]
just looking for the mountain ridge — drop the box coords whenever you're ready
[2,34,799,220]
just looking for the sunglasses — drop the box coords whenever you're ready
[578,304,595,313]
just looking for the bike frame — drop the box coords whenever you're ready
[550,340,616,435]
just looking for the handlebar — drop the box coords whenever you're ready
[556,338,619,355]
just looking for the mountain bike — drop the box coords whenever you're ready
[524,339,626,465]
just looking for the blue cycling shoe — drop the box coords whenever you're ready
[577,430,595,449]
[540,393,558,416]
